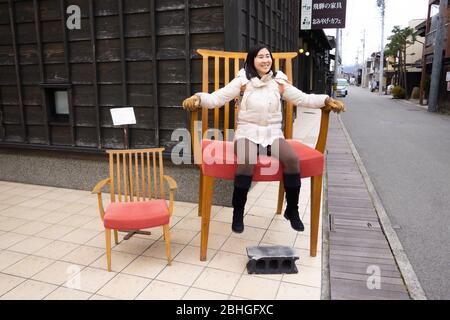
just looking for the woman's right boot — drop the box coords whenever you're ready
[231,174,253,233]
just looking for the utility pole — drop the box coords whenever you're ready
[334,28,341,97]
[377,0,386,94]
[362,29,366,87]
[428,0,448,112]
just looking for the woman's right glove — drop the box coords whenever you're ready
[182,95,200,111]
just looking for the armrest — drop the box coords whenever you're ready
[91,178,111,194]
[315,109,331,154]
[163,175,178,191]
[163,175,177,216]
[91,178,111,221]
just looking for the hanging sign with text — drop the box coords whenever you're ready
[301,0,347,30]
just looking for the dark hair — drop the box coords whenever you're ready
[244,45,277,80]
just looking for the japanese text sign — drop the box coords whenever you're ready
[301,0,347,30]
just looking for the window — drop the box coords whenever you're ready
[41,84,71,123]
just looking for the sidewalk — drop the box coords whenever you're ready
[0,108,323,300]
[326,113,411,300]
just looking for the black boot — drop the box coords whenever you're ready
[283,173,304,232]
[231,174,253,233]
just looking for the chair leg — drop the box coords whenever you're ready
[310,175,323,257]
[163,224,171,266]
[200,176,214,261]
[198,171,204,217]
[276,181,285,215]
[105,228,112,272]
[114,230,119,245]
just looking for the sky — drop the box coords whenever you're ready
[324,0,430,67]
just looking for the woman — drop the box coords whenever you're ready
[182,46,345,233]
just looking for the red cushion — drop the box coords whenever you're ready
[201,139,324,181]
[104,200,170,230]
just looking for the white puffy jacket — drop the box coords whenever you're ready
[197,69,328,147]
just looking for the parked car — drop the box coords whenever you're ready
[336,78,349,97]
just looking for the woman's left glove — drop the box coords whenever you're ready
[323,97,346,113]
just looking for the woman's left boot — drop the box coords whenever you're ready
[283,173,304,232]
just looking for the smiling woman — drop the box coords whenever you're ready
[182,46,345,234]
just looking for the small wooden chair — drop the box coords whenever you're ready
[192,49,331,261]
[92,148,177,271]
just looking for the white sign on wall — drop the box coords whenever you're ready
[301,0,313,30]
[110,107,136,126]
[446,71,450,82]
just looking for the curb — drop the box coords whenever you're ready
[337,114,427,300]
[321,157,330,300]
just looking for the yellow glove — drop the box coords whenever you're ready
[323,97,346,113]
[182,95,200,111]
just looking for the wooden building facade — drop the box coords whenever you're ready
[0,0,300,154]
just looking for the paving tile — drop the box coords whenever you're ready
[189,232,228,250]
[44,287,92,300]
[59,228,101,245]
[61,245,105,266]
[136,280,188,300]
[39,212,73,224]
[0,273,26,296]
[229,226,266,242]
[232,275,280,300]
[282,265,322,288]
[13,221,53,236]
[35,224,76,240]
[58,215,96,228]
[37,200,72,211]
[174,245,216,267]
[32,261,84,286]
[156,261,204,287]
[2,255,54,278]
[0,250,27,271]
[97,274,151,300]
[221,237,259,256]
[90,251,138,273]
[112,236,155,255]
[261,230,297,247]
[142,241,185,260]
[276,282,321,300]
[193,268,241,295]
[34,241,80,260]
[122,256,168,279]
[8,236,53,255]
[0,217,30,232]
[63,267,116,293]
[182,288,229,300]
[208,251,247,274]
[169,228,199,245]
[0,279,57,300]
[0,233,29,250]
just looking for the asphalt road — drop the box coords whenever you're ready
[339,86,450,300]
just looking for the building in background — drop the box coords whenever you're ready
[418,0,450,110]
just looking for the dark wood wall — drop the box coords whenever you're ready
[0,0,299,153]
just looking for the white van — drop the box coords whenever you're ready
[336,78,348,97]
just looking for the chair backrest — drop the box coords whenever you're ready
[106,148,165,203]
[191,49,298,164]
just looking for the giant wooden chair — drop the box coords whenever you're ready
[92,148,177,271]
[192,50,331,261]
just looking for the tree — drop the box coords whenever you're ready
[385,26,417,98]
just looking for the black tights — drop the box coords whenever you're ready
[234,138,300,176]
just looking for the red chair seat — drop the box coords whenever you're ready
[104,200,170,230]
[201,139,324,181]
